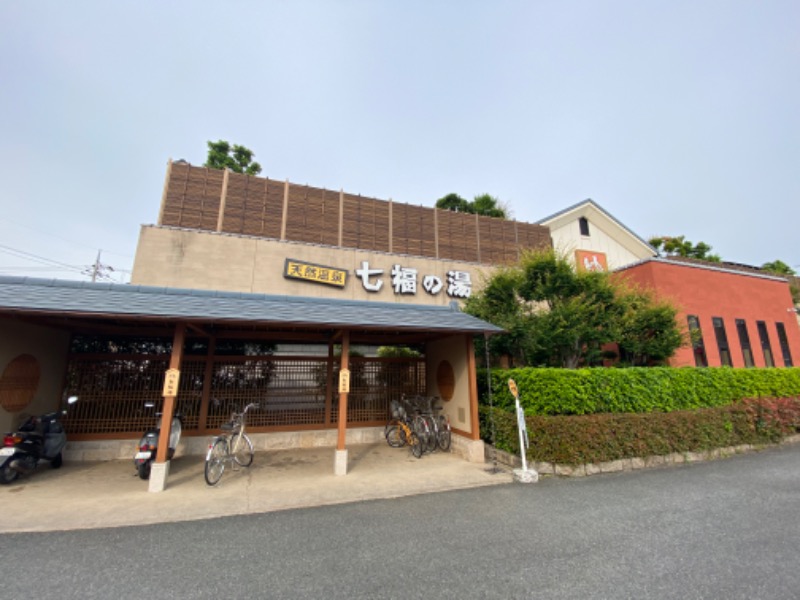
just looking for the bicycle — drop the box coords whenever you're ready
[384,398,424,459]
[420,395,451,452]
[204,402,260,486]
[405,395,438,454]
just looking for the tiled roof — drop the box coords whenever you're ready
[0,276,502,334]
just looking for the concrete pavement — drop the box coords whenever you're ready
[0,443,513,533]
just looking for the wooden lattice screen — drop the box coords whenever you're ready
[160,162,551,265]
[62,353,425,438]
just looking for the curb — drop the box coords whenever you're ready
[484,433,800,478]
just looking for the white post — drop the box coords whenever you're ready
[516,395,529,472]
[508,379,538,483]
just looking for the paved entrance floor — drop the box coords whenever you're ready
[0,443,513,533]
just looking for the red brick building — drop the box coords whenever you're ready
[617,257,800,368]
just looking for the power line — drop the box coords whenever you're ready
[0,244,131,283]
[0,243,84,273]
[0,217,133,259]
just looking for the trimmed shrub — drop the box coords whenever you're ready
[478,367,800,415]
[480,397,800,465]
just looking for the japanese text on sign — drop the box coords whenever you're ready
[284,259,348,288]
[339,369,351,394]
[163,368,181,397]
[355,261,472,298]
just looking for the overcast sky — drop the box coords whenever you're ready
[1,1,798,282]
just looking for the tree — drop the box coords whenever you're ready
[435,193,509,219]
[648,235,721,262]
[465,250,685,368]
[204,140,262,176]
[464,266,531,365]
[471,194,508,218]
[761,260,796,276]
[615,286,686,366]
[762,260,799,304]
[435,193,471,214]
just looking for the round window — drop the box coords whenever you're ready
[0,354,41,413]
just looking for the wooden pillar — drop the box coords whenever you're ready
[336,331,350,451]
[157,159,172,226]
[434,208,439,259]
[156,323,186,463]
[388,198,393,253]
[475,213,481,263]
[216,169,229,232]
[338,189,344,247]
[466,335,480,440]
[280,180,290,241]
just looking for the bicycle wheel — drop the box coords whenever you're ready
[407,430,423,459]
[413,415,435,454]
[436,415,452,451]
[230,432,254,467]
[385,422,406,448]
[424,415,439,453]
[204,438,227,486]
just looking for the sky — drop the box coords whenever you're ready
[1,1,798,283]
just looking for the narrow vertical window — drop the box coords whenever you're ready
[776,322,794,367]
[735,319,754,367]
[757,321,774,367]
[712,317,732,366]
[687,315,708,367]
[579,217,590,237]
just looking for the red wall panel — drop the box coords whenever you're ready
[618,261,799,368]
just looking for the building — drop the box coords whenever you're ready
[0,161,551,490]
[617,257,799,368]
[2,161,797,491]
[535,198,800,368]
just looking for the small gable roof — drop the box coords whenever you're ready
[536,198,656,256]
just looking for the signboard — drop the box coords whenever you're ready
[338,369,351,394]
[163,368,181,397]
[575,250,608,272]
[284,259,347,288]
[282,257,473,299]
[508,379,519,398]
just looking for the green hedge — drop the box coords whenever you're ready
[481,397,800,465]
[478,367,800,415]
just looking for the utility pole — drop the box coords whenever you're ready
[91,250,101,282]
[83,250,116,282]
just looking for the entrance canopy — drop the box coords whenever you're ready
[0,276,501,343]
[0,276,500,486]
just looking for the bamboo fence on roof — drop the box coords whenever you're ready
[159,161,551,265]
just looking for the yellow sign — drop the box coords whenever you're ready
[339,369,351,394]
[284,259,347,288]
[508,379,519,398]
[163,368,181,397]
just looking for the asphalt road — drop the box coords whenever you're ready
[2,444,799,599]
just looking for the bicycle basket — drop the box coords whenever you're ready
[390,400,406,419]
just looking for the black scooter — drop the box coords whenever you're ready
[0,396,78,485]
[133,412,182,480]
